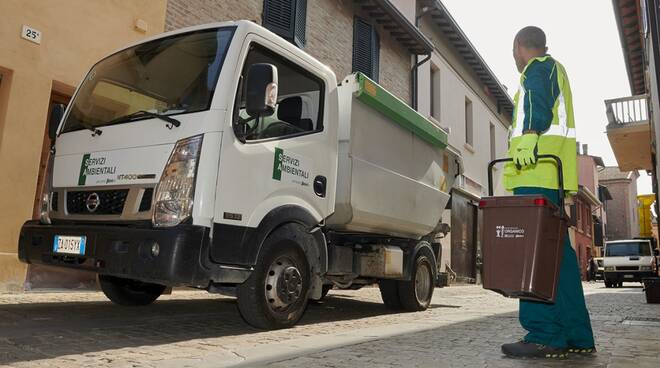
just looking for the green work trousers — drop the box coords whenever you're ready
[513,187,595,349]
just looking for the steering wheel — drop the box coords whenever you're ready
[259,121,306,138]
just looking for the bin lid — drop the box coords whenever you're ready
[479,195,558,210]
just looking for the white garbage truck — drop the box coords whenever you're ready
[19,21,461,329]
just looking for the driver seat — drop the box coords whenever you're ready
[277,96,313,132]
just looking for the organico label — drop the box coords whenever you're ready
[272,148,311,187]
[495,225,525,239]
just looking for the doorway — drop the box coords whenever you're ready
[25,86,98,290]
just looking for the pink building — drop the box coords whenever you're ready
[571,145,607,279]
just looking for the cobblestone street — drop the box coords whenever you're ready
[0,283,658,367]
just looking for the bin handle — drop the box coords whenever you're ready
[487,154,566,212]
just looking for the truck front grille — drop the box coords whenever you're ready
[616,266,639,271]
[139,188,154,212]
[67,189,129,215]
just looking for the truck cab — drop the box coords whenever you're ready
[18,21,459,329]
[603,239,659,287]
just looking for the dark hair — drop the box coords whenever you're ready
[515,26,546,49]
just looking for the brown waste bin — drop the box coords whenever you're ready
[479,155,568,303]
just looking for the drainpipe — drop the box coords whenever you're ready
[412,6,433,111]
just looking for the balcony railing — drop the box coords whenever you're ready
[605,94,649,126]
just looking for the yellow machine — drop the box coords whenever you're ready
[638,194,656,238]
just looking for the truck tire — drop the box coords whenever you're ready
[237,224,311,330]
[397,247,436,311]
[379,279,402,310]
[98,275,166,306]
[604,280,613,288]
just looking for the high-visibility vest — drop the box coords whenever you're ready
[504,56,578,194]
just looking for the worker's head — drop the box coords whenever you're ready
[513,26,548,72]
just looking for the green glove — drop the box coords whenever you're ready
[513,133,539,167]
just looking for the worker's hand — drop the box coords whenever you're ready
[513,133,539,168]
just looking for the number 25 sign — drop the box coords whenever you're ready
[21,25,41,45]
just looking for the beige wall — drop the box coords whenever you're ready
[0,0,167,291]
[165,0,413,103]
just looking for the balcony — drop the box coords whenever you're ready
[605,94,653,171]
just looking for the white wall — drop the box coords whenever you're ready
[418,53,510,198]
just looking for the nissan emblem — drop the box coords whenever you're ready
[86,192,100,212]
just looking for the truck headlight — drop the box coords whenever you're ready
[152,135,203,227]
[641,266,653,271]
[604,266,615,271]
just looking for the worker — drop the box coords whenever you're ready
[500,26,595,359]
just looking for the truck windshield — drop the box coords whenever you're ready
[605,242,652,257]
[61,28,234,133]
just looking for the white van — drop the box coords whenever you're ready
[18,21,461,329]
[603,239,659,288]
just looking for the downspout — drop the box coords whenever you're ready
[412,54,431,110]
[412,6,433,111]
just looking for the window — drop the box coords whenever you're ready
[352,17,380,81]
[430,64,441,121]
[263,0,307,48]
[61,28,235,133]
[465,97,473,146]
[234,44,324,141]
[489,122,496,161]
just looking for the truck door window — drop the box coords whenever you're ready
[235,44,324,141]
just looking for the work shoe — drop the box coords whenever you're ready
[567,346,596,355]
[501,341,568,359]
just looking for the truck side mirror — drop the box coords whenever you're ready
[48,104,66,141]
[245,63,278,118]
[654,248,659,256]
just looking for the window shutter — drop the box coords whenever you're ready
[352,18,379,81]
[263,0,307,48]
[293,0,307,47]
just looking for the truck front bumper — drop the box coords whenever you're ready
[604,271,657,283]
[18,220,251,287]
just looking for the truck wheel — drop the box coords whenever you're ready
[98,275,166,306]
[397,247,436,311]
[237,224,311,330]
[379,279,402,310]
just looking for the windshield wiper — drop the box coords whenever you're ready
[105,110,181,129]
[79,122,103,136]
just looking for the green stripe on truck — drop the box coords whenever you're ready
[354,73,448,149]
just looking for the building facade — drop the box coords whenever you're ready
[571,146,606,279]
[0,0,512,289]
[607,0,660,221]
[599,167,640,241]
[415,0,514,283]
[0,0,168,291]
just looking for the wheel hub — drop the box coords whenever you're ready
[265,257,303,310]
[415,262,432,304]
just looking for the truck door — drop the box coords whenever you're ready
[212,40,336,264]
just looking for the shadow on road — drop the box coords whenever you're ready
[0,290,460,364]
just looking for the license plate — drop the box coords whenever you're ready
[624,274,634,279]
[53,235,86,255]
